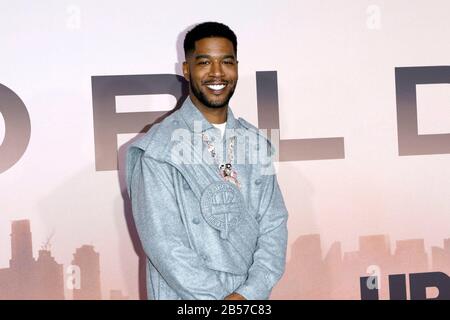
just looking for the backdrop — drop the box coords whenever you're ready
[1,0,449,300]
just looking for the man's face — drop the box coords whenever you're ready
[183,37,238,109]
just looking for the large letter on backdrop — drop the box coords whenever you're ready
[0,84,31,174]
[396,66,450,156]
[256,71,345,161]
[92,74,188,171]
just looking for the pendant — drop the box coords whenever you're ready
[224,175,240,188]
[220,164,240,188]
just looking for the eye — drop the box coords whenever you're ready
[223,60,234,65]
[198,60,210,65]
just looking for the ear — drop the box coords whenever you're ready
[182,61,190,82]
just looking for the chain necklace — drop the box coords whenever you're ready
[201,133,240,189]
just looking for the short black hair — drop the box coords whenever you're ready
[183,22,237,58]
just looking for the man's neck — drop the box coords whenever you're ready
[190,94,228,124]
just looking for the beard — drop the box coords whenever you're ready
[189,74,236,109]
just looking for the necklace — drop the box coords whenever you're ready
[201,133,240,189]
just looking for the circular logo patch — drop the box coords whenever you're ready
[200,181,245,239]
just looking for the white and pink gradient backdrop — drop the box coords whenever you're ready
[1,0,449,299]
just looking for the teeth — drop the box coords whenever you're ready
[207,84,226,91]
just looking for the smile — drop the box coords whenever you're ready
[206,84,226,91]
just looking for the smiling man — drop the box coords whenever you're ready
[126,22,288,300]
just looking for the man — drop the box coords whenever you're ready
[126,22,288,300]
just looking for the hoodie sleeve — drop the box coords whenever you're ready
[234,167,289,300]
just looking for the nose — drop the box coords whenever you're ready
[209,61,224,77]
